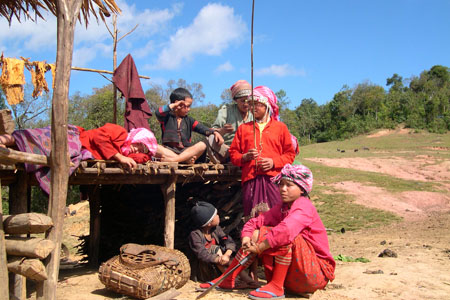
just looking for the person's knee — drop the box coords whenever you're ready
[196,141,207,151]
[251,230,260,242]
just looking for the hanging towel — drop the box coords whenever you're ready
[112,54,152,131]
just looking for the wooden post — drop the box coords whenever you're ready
[112,14,118,124]
[42,1,83,299]
[88,186,101,266]
[9,170,28,300]
[161,175,178,249]
[0,179,9,300]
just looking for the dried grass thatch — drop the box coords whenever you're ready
[0,0,120,26]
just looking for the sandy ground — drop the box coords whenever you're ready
[28,146,450,300]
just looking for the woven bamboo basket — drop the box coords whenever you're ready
[98,244,190,299]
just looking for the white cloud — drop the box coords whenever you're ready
[0,14,57,53]
[72,43,112,67]
[155,3,247,70]
[255,64,306,77]
[215,61,234,73]
[0,1,179,63]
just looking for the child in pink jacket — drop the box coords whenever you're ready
[199,163,335,299]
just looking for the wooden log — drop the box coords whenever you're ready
[7,257,47,281]
[161,175,178,249]
[0,147,48,166]
[0,109,15,135]
[9,170,28,300]
[88,186,101,266]
[0,180,9,300]
[5,237,55,260]
[43,2,83,299]
[3,213,53,235]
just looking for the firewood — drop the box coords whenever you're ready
[3,213,53,234]
[5,237,55,259]
[7,256,47,281]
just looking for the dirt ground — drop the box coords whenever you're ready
[35,144,450,300]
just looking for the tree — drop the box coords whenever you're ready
[295,98,320,143]
[8,83,51,129]
[68,84,124,129]
[0,88,7,110]
[220,88,232,105]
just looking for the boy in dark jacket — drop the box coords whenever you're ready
[189,201,259,287]
[155,88,224,163]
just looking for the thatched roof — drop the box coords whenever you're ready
[0,0,120,25]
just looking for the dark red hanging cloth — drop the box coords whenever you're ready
[112,54,152,131]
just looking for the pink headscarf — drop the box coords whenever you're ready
[121,128,158,157]
[271,163,313,194]
[253,86,299,154]
[253,86,280,120]
[230,80,252,99]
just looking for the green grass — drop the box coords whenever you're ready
[293,130,450,232]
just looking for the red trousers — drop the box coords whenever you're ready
[258,226,335,294]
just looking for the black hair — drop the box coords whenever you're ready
[169,87,193,103]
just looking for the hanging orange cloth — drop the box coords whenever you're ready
[0,55,25,105]
[47,63,56,89]
[29,61,50,98]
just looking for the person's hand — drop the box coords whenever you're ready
[257,157,273,171]
[222,123,233,133]
[241,236,252,252]
[114,153,137,170]
[171,100,187,112]
[213,131,224,146]
[243,149,259,162]
[218,254,230,265]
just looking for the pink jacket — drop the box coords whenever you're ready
[241,196,335,268]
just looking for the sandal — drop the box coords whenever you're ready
[249,288,285,299]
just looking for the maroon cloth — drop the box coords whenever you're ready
[113,54,152,131]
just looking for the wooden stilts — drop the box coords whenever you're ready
[43,1,84,299]
[9,170,29,300]
[0,179,9,300]
[161,175,178,249]
[88,186,101,266]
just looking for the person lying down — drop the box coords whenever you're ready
[0,123,203,194]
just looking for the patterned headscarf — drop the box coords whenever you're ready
[230,80,252,99]
[252,86,280,120]
[121,128,158,156]
[271,163,313,194]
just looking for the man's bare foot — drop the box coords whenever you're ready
[183,155,197,164]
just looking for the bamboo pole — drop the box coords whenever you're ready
[112,14,118,124]
[71,66,150,79]
[0,179,9,300]
[42,1,83,299]
[161,175,178,249]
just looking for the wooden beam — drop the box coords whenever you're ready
[8,170,28,300]
[71,66,150,79]
[0,180,9,300]
[88,186,101,266]
[161,175,177,249]
[43,1,83,299]
[0,147,48,166]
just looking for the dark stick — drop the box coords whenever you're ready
[196,254,253,299]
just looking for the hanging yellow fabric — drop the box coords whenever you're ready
[0,55,25,105]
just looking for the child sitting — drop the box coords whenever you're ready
[155,87,224,163]
[189,201,258,287]
[198,163,335,299]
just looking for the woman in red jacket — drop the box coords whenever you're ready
[229,86,296,219]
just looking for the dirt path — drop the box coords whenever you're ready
[30,152,450,300]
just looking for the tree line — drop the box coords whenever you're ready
[1,65,448,146]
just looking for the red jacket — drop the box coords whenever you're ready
[229,118,295,183]
[78,123,127,160]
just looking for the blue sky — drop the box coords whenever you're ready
[1,0,449,108]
